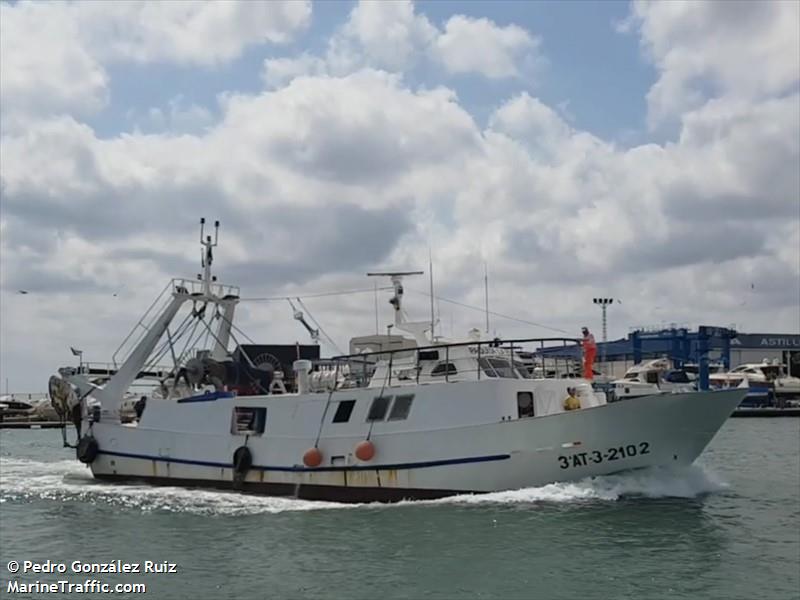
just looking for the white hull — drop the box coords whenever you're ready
[86,386,745,502]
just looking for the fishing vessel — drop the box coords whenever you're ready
[48,221,746,502]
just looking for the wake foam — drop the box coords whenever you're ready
[0,457,352,515]
[1,457,727,515]
[431,464,728,506]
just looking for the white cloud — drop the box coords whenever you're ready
[328,0,438,72]
[488,93,575,161]
[262,54,329,89]
[0,0,311,124]
[0,2,108,121]
[433,15,540,79]
[125,96,215,135]
[220,70,479,186]
[79,1,311,65]
[627,0,800,127]
[261,1,542,87]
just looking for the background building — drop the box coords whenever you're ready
[542,327,800,379]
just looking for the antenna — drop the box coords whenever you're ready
[199,218,220,296]
[484,262,490,334]
[200,218,206,268]
[373,280,379,335]
[429,248,435,340]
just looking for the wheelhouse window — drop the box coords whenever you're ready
[231,406,266,435]
[517,392,534,418]
[664,370,691,383]
[513,361,533,378]
[388,394,414,421]
[367,396,392,421]
[481,358,518,379]
[332,400,356,423]
[645,371,659,384]
[431,362,458,376]
[761,366,781,380]
[479,358,498,378]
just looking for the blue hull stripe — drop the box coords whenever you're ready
[96,449,510,473]
[176,391,234,404]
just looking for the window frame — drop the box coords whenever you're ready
[517,391,535,419]
[332,399,356,423]
[387,394,414,421]
[366,395,392,422]
[431,362,458,377]
[487,357,517,379]
[231,406,267,435]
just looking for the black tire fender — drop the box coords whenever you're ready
[233,446,252,476]
[76,436,99,464]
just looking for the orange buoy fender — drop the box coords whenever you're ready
[355,440,375,462]
[303,447,323,468]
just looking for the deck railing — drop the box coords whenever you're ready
[321,337,583,389]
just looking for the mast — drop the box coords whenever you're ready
[366,271,431,345]
[374,281,379,335]
[204,219,237,361]
[95,218,232,409]
[484,261,490,334]
[429,248,435,341]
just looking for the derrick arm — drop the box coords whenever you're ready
[93,288,190,411]
[211,298,238,361]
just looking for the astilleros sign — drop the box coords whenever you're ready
[730,334,800,348]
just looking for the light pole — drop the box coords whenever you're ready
[593,298,614,373]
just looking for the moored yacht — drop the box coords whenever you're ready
[710,361,800,399]
[612,359,696,400]
[48,221,746,502]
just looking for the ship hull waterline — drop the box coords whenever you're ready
[84,389,745,503]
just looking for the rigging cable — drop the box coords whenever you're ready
[240,286,392,302]
[174,307,207,366]
[312,363,340,448]
[296,297,344,355]
[144,309,198,372]
[192,316,270,395]
[407,289,569,334]
[224,328,270,395]
[365,353,392,442]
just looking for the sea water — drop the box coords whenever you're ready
[1,419,798,599]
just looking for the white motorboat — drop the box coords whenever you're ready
[0,395,55,418]
[710,361,800,398]
[0,395,36,418]
[611,359,696,400]
[48,221,746,502]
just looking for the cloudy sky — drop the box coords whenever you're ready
[1,0,798,391]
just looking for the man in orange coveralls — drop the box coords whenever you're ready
[581,326,596,380]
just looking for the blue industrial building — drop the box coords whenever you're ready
[540,327,800,384]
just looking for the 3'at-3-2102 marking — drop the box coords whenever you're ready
[558,442,650,469]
